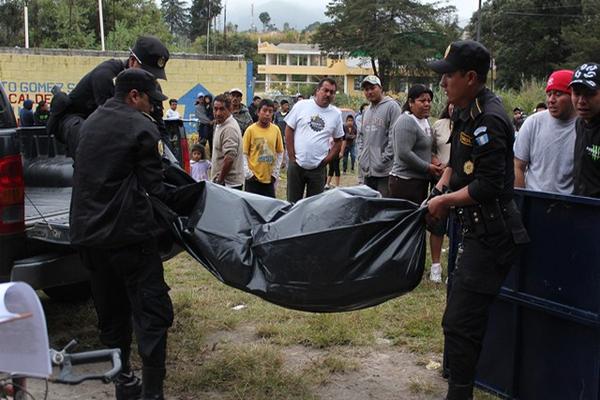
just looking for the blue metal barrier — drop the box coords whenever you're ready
[447,189,600,399]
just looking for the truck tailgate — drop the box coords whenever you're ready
[25,187,71,245]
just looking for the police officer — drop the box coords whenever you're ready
[426,41,529,400]
[70,69,176,400]
[48,35,170,159]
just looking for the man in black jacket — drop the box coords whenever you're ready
[70,69,173,400]
[570,63,600,198]
[48,36,170,158]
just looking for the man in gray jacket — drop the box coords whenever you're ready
[358,75,402,196]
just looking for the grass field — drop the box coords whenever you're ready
[41,170,498,399]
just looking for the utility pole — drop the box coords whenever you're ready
[23,3,29,48]
[98,0,105,51]
[223,1,227,48]
[206,0,211,54]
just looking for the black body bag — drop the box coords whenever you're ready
[154,167,427,313]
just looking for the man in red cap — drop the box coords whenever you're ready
[514,69,577,194]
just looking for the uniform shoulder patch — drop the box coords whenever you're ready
[474,126,489,146]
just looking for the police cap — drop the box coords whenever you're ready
[130,36,170,80]
[428,40,490,76]
[115,69,168,103]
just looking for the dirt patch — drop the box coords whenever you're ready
[313,347,446,400]
[23,328,447,400]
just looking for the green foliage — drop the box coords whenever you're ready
[562,0,600,67]
[313,0,460,91]
[189,0,222,42]
[0,0,23,47]
[469,0,581,89]
[0,0,172,50]
[495,78,547,117]
[161,0,189,37]
[258,11,271,31]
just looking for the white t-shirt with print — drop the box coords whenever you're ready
[285,99,344,169]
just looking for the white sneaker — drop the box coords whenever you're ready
[429,263,442,283]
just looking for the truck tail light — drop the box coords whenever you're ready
[0,154,24,235]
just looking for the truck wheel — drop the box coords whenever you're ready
[43,282,91,302]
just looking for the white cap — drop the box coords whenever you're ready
[230,87,243,96]
[361,75,382,88]
[197,92,205,98]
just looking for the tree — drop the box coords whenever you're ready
[562,0,599,67]
[302,21,321,34]
[469,0,581,89]
[0,0,23,47]
[283,22,291,32]
[259,11,270,31]
[161,0,189,37]
[312,0,459,91]
[189,0,222,41]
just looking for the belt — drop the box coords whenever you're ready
[455,199,516,236]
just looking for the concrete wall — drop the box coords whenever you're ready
[0,48,250,128]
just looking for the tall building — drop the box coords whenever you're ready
[256,41,374,95]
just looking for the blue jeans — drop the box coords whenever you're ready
[342,142,356,172]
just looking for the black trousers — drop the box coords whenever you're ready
[364,175,389,197]
[328,156,340,177]
[388,176,429,204]
[245,177,276,198]
[442,232,518,398]
[79,239,174,371]
[287,160,326,202]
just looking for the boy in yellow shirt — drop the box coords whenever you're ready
[243,99,284,197]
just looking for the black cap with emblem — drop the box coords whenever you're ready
[428,40,490,76]
[130,36,170,80]
[569,63,600,91]
[115,68,168,103]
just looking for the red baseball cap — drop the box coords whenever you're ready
[546,70,573,94]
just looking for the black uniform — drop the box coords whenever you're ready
[443,88,529,398]
[48,36,171,159]
[573,116,600,198]
[70,90,175,396]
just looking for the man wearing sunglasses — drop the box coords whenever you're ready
[47,35,170,159]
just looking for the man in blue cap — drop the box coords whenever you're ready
[426,40,529,400]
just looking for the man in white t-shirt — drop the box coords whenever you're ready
[285,78,344,202]
[514,70,577,194]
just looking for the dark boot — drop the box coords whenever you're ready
[445,381,473,400]
[114,371,142,400]
[142,367,166,400]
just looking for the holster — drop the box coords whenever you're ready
[456,199,530,244]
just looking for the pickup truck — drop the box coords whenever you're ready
[0,83,91,301]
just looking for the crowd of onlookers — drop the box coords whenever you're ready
[171,64,600,284]
[16,64,600,283]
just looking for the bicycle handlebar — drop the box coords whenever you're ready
[49,340,122,384]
